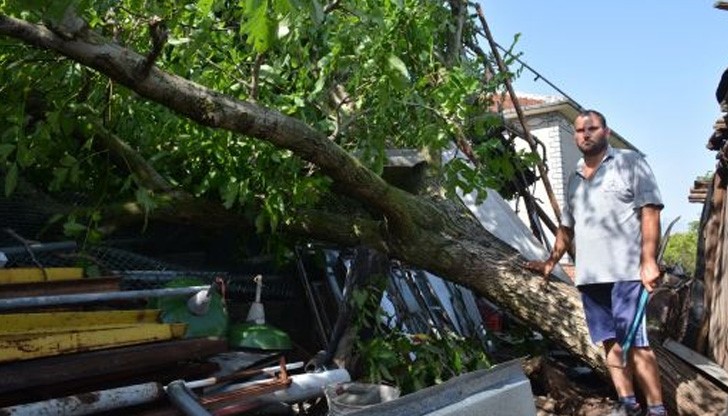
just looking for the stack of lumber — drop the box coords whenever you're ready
[0,266,227,407]
[689,179,711,204]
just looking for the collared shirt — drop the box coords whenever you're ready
[562,146,663,286]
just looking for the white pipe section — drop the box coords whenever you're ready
[246,275,265,324]
[263,369,350,403]
[0,382,164,415]
[215,369,350,404]
[0,285,210,310]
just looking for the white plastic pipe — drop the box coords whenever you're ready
[264,369,351,403]
[214,369,350,404]
[246,274,265,324]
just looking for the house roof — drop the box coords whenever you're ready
[496,93,640,153]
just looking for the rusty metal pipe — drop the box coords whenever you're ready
[0,382,164,415]
[0,285,210,311]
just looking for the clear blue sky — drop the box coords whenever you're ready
[482,1,727,232]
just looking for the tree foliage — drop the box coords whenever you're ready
[663,220,699,276]
[0,0,527,244]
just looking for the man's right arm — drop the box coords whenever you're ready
[525,225,574,281]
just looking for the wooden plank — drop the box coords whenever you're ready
[664,338,728,390]
[0,267,83,284]
[654,344,728,415]
[0,323,186,362]
[0,277,120,299]
[0,338,227,394]
[0,309,161,334]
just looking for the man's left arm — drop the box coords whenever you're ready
[640,204,662,292]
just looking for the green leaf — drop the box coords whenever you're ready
[221,180,239,209]
[135,188,158,212]
[0,144,16,161]
[4,163,17,197]
[197,0,215,16]
[60,154,77,167]
[63,220,87,236]
[168,37,191,46]
[240,0,275,53]
[311,0,324,25]
[387,55,410,80]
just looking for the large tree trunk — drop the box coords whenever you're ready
[697,169,728,371]
[1,15,726,415]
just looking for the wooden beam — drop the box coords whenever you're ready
[654,344,728,415]
[0,338,227,394]
[0,309,161,333]
[0,277,120,299]
[0,323,186,362]
[663,338,728,391]
[715,1,728,11]
[0,267,83,284]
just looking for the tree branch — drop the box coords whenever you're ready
[0,15,420,229]
[445,0,467,66]
[87,119,173,193]
[137,16,167,79]
[283,209,388,252]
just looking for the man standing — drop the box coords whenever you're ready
[526,110,666,416]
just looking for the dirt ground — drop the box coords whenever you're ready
[527,354,621,416]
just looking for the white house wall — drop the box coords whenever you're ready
[511,110,576,249]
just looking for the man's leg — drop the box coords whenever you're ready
[604,339,635,398]
[631,346,663,405]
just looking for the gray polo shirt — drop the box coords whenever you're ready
[562,146,663,286]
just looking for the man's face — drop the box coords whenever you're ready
[574,114,609,157]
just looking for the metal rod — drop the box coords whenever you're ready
[0,241,77,255]
[0,285,210,311]
[493,43,583,109]
[0,382,164,415]
[475,3,563,223]
[184,362,304,390]
[294,246,329,347]
[166,380,213,416]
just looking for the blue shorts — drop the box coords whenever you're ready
[578,281,649,347]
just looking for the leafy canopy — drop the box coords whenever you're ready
[0,0,527,235]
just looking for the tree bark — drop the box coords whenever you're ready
[1,15,726,415]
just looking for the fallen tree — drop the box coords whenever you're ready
[0,3,726,414]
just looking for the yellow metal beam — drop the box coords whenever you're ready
[0,268,84,284]
[0,310,161,334]
[0,323,187,362]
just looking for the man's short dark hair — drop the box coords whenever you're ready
[578,109,607,129]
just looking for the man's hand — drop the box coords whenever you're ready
[524,260,556,284]
[640,259,662,292]
[524,226,573,285]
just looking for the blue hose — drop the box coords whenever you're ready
[621,287,650,365]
